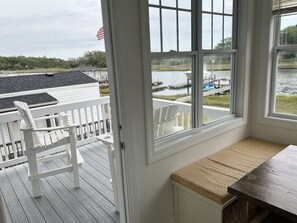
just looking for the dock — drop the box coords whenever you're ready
[152,85,168,92]
[176,86,231,102]
[168,82,191,89]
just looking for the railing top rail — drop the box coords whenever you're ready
[0,97,110,123]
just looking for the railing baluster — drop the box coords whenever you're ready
[96,105,101,135]
[187,113,191,129]
[90,106,95,136]
[101,104,107,133]
[71,110,75,124]
[107,104,112,132]
[19,122,26,154]
[78,109,84,141]
[0,123,9,161]
[84,107,89,138]
[7,122,17,159]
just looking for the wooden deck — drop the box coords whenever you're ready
[0,141,119,223]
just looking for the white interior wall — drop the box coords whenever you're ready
[107,0,254,222]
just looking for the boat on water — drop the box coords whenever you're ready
[185,66,215,91]
[203,81,215,91]
[184,66,215,80]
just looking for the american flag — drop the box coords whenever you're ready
[97,26,104,40]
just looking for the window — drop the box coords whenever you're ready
[148,0,237,141]
[271,0,297,118]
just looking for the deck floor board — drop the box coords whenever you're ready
[0,141,119,223]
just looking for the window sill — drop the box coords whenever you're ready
[148,116,247,164]
[257,114,297,131]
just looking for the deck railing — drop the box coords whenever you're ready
[0,97,111,168]
[153,98,230,128]
[0,96,229,168]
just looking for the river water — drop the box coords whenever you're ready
[152,69,297,96]
[1,69,296,96]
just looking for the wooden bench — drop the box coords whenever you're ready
[171,138,287,223]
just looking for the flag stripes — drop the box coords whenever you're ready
[97,27,104,40]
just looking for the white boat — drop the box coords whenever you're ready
[184,66,213,80]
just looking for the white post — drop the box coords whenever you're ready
[69,127,79,188]
[23,129,42,197]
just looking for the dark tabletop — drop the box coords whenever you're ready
[228,145,297,223]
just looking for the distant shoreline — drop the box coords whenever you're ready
[0,67,108,74]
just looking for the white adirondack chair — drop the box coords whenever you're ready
[14,101,83,197]
[153,104,183,139]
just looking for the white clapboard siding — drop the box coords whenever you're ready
[0,83,100,104]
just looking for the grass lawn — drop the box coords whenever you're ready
[275,95,297,115]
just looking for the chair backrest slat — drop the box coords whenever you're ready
[14,101,41,146]
[153,104,179,138]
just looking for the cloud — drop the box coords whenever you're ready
[0,0,105,59]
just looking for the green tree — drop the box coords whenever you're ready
[280,25,297,60]
[214,37,232,49]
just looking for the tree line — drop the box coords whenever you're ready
[0,51,106,71]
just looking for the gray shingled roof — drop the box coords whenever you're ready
[0,93,58,113]
[0,71,98,94]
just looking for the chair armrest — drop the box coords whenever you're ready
[32,124,77,132]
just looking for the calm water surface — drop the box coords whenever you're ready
[152,69,297,96]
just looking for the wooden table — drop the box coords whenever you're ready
[228,145,297,222]
[97,133,119,212]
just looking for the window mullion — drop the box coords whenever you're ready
[159,0,163,52]
[269,48,278,115]
[230,52,237,114]
[269,16,280,116]
[176,0,179,52]
[211,0,214,50]
[196,0,203,127]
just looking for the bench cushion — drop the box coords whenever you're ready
[171,138,287,205]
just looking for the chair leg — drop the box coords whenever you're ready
[65,144,71,165]
[27,153,42,197]
[69,132,79,188]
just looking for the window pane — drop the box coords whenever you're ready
[178,0,191,10]
[178,11,191,51]
[149,0,159,5]
[213,0,223,13]
[203,54,232,124]
[149,7,161,52]
[280,14,297,45]
[202,0,212,12]
[152,56,193,139]
[162,9,177,51]
[224,0,233,14]
[275,52,297,116]
[223,16,233,49]
[213,15,223,49]
[202,13,212,49]
[162,0,176,8]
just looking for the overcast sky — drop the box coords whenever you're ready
[0,0,105,60]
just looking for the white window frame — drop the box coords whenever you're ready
[256,0,297,131]
[141,0,250,163]
[269,13,297,120]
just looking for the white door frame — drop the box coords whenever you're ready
[101,0,136,222]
